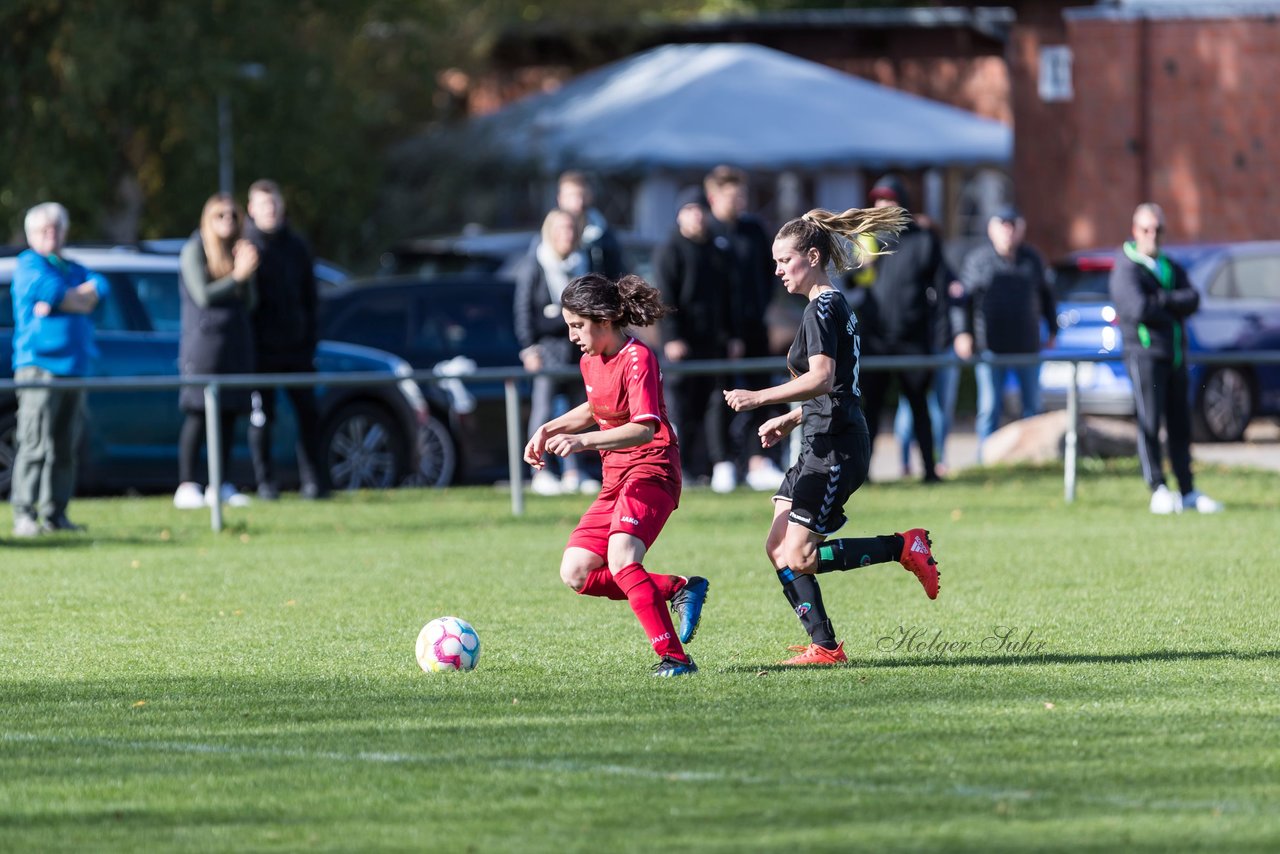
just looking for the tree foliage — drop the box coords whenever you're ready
[0,0,922,265]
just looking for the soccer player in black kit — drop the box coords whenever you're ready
[725,208,941,665]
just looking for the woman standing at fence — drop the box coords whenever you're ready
[524,273,709,676]
[173,194,259,509]
[724,208,941,666]
[515,209,599,496]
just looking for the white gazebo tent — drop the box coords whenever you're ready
[466,42,1011,236]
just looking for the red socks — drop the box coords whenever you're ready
[611,562,687,661]
[579,567,684,601]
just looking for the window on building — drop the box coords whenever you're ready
[1039,46,1074,102]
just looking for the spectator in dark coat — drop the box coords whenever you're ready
[956,206,1057,461]
[855,176,950,483]
[174,193,258,510]
[704,164,785,492]
[1109,203,1222,514]
[653,187,736,487]
[244,179,327,500]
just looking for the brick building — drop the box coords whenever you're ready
[1009,0,1280,258]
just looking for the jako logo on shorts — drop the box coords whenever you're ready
[795,601,812,617]
[621,515,640,526]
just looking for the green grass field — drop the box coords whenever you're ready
[2,461,1278,852]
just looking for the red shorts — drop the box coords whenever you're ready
[566,478,679,558]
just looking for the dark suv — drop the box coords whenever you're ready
[320,275,524,483]
[0,247,458,494]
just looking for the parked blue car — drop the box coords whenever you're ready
[0,246,458,495]
[1039,241,1280,441]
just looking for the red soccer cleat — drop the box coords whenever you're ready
[780,642,847,666]
[898,528,940,600]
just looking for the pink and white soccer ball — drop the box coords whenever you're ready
[416,616,481,672]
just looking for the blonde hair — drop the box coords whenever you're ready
[777,207,910,272]
[198,193,243,279]
[540,208,580,246]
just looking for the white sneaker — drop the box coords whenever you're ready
[1149,484,1182,515]
[173,482,206,510]
[576,477,602,495]
[745,460,785,492]
[530,470,562,496]
[206,483,251,508]
[1182,490,1224,513]
[710,462,737,494]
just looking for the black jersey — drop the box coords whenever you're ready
[787,289,868,437]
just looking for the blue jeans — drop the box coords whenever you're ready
[975,359,1041,459]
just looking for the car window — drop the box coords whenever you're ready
[329,295,411,350]
[1052,263,1112,301]
[1228,255,1280,300]
[128,271,183,331]
[414,289,521,365]
[1207,263,1235,299]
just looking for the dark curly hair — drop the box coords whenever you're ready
[560,273,671,328]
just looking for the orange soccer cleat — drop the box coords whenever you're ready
[898,528,940,600]
[780,642,847,666]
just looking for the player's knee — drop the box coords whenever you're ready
[559,562,589,592]
[787,546,819,574]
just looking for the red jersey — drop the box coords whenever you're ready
[580,337,681,495]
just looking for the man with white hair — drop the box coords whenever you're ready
[10,202,109,536]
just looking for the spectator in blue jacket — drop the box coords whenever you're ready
[10,202,109,537]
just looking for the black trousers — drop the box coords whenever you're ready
[1125,355,1193,494]
[859,367,937,479]
[665,370,729,478]
[248,383,326,490]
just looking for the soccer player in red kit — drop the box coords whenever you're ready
[523,273,708,676]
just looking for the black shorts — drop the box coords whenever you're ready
[776,431,870,536]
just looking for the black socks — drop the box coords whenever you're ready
[815,535,902,573]
[776,568,837,649]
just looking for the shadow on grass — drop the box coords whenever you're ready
[729,648,1280,673]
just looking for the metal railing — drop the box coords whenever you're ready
[5,348,1280,527]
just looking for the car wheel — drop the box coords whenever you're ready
[0,410,15,497]
[321,402,408,490]
[1194,366,1253,442]
[405,416,457,488]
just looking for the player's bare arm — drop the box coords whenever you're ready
[724,354,835,412]
[524,401,596,467]
[758,408,802,448]
[545,420,654,457]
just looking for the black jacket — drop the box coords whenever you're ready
[178,233,256,413]
[865,220,953,356]
[1108,243,1199,363]
[958,242,1056,354]
[653,228,734,357]
[513,250,575,368]
[244,220,317,368]
[709,213,774,355]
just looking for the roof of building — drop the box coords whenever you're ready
[461,42,1011,173]
[1071,0,1280,20]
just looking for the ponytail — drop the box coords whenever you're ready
[561,273,672,328]
[777,206,909,271]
